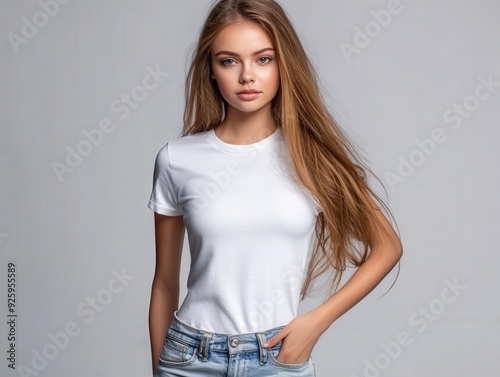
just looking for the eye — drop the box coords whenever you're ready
[258,56,272,64]
[221,58,236,66]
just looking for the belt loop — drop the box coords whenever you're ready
[256,332,267,364]
[197,332,213,362]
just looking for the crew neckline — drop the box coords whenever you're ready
[209,127,282,153]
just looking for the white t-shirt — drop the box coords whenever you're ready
[147,126,323,334]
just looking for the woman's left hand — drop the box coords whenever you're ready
[263,308,329,364]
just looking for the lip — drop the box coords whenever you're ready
[236,90,261,101]
[237,89,260,94]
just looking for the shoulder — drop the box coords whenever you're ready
[155,129,212,165]
[169,129,210,149]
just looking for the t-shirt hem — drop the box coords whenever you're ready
[147,200,184,216]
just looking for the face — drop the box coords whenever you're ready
[210,21,280,116]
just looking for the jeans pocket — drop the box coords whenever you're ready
[267,346,310,370]
[158,333,197,367]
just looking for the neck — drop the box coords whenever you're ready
[216,104,277,145]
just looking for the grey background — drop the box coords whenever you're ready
[1,0,498,376]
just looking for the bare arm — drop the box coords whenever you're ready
[149,212,185,375]
[313,195,403,330]
[262,195,403,364]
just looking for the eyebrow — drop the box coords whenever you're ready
[214,47,275,57]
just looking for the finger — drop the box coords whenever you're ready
[264,333,283,348]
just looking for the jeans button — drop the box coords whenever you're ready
[230,338,240,347]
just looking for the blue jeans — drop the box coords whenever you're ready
[153,310,317,376]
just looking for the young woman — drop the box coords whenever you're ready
[147,1,403,376]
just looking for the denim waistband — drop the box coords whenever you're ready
[168,310,286,362]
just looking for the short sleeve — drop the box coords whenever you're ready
[147,143,184,216]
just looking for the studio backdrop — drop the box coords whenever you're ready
[1,1,498,376]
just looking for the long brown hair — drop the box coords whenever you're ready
[182,0,400,302]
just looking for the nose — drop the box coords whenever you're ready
[239,64,255,84]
